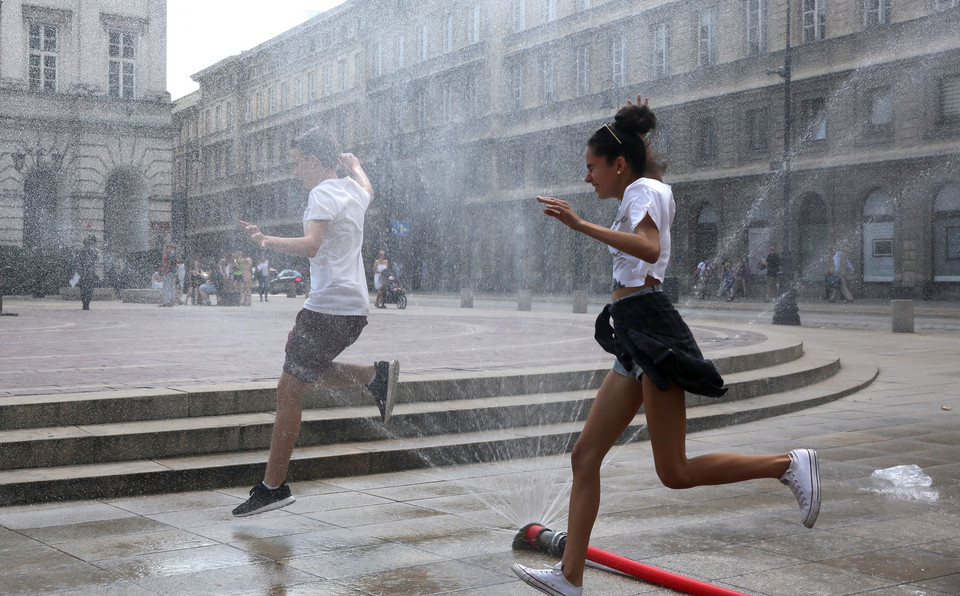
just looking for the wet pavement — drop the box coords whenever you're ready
[1,294,959,594]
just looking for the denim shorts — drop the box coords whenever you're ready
[610,284,663,380]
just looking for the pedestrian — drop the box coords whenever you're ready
[76,235,98,311]
[185,260,201,305]
[511,96,820,596]
[234,128,399,517]
[832,248,854,302]
[734,255,750,298]
[176,259,186,304]
[692,260,712,299]
[159,244,177,307]
[240,252,254,306]
[373,249,388,301]
[761,245,781,301]
[721,261,735,301]
[256,255,271,301]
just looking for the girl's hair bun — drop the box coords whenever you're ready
[613,104,657,137]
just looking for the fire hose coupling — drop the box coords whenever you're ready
[535,526,567,557]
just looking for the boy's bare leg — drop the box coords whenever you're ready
[262,364,376,487]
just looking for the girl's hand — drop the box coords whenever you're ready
[537,196,583,230]
[239,220,267,248]
[338,153,361,173]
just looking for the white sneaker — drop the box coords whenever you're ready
[780,448,821,528]
[512,562,582,596]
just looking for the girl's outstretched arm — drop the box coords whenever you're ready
[537,196,661,263]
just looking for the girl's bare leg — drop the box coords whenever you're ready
[641,376,790,489]
[560,371,644,587]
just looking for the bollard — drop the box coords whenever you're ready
[573,290,588,313]
[891,299,914,333]
[460,287,474,308]
[517,289,532,311]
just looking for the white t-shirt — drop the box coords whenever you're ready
[609,177,675,288]
[302,177,371,316]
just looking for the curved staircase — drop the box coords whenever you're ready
[0,329,877,506]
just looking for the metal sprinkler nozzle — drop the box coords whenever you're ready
[512,523,566,557]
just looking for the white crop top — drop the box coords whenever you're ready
[609,177,675,289]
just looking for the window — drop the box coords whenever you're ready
[941,74,960,123]
[541,55,555,103]
[338,59,347,91]
[546,0,557,22]
[419,25,429,62]
[416,88,427,128]
[510,63,524,111]
[256,91,264,118]
[867,87,893,131]
[396,35,405,69]
[698,7,718,67]
[444,14,454,52]
[281,82,289,110]
[935,0,959,8]
[215,105,222,131]
[226,102,233,129]
[576,46,590,96]
[374,43,383,76]
[612,36,626,86]
[308,72,316,101]
[802,97,827,141]
[295,78,303,105]
[28,23,57,92]
[355,53,362,86]
[108,30,135,99]
[747,107,769,151]
[654,23,670,77]
[698,118,718,160]
[469,5,481,44]
[268,86,276,115]
[578,0,591,10]
[746,0,767,56]
[323,65,332,95]
[441,83,453,121]
[514,0,525,32]
[864,0,891,28]
[802,0,825,43]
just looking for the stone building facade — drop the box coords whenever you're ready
[175,0,960,299]
[0,0,173,293]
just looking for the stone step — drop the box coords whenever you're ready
[0,349,837,470]
[0,333,804,431]
[0,356,877,506]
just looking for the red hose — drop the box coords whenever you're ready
[522,524,749,596]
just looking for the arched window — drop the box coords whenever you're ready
[799,194,829,282]
[862,189,894,282]
[934,183,960,282]
[695,203,718,263]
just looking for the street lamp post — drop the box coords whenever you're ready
[772,0,801,325]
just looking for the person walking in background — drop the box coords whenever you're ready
[832,248,855,302]
[511,97,820,596]
[257,255,271,301]
[235,128,399,517]
[373,249,388,302]
[76,235,98,311]
[187,260,203,305]
[159,244,177,307]
[176,259,186,305]
[734,255,750,298]
[761,245,781,301]
[240,252,254,306]
[721,261,735,301]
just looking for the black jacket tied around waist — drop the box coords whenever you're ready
[594,290,727,398]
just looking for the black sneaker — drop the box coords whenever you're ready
[231,482,295,517]
[368,360,399,423]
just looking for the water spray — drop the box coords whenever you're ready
[513,523,749,596]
